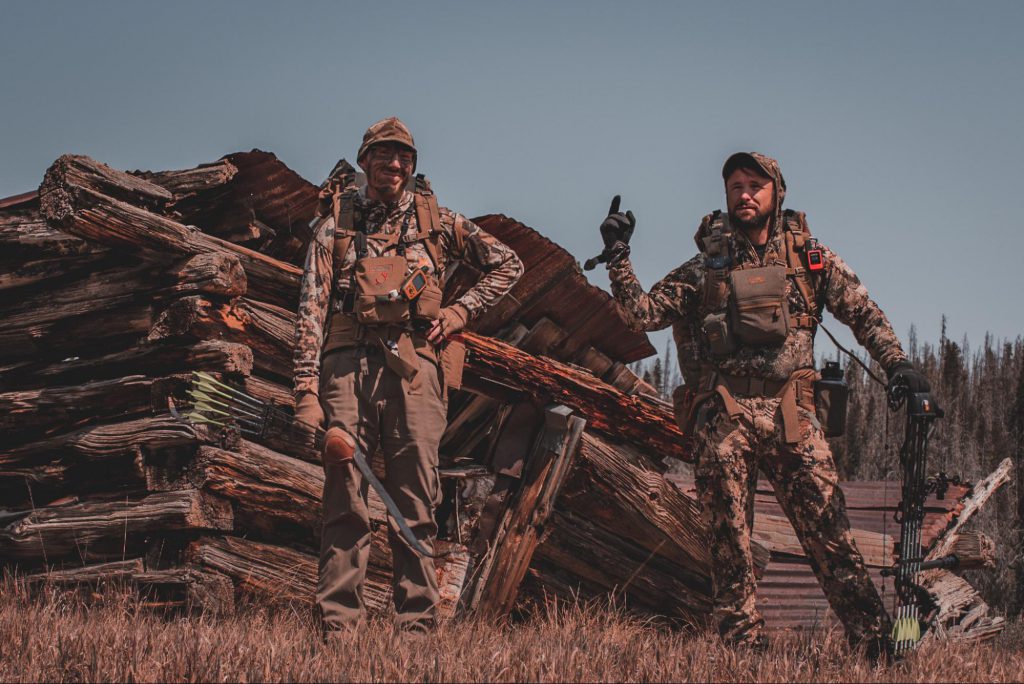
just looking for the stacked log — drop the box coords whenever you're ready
[0,152,1009,644]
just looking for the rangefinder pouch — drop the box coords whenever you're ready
[728,265,790,346]
[354,255,410,324]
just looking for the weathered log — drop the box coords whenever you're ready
[472,405,586,617]
[1,261,154,340]
[132,566,235,614]
[24,558,234,614]
[166,252,247,297]
[40,155,172,212]
[926,457,1013,563]
[458,332,687,464]
[519,431,766,622]
[0,414,198,509]
[0,205,97,260]
[2,253,246,332]
[1,251,110,292]
[0,250,250,365]
[40,157,301,309]
[0,375,158,442]
[0,489,233,562]
[187,443,330,541]
[149,296,294,380]
[946,531,996,570]
[187,535,469,618]
[0,414,196,470]
[0,301,156,364]
[922,569,1007,644]
[0,339,252,392]
[26,558,144,584]
[136,159,237,199]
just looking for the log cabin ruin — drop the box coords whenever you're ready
[0,151,1012,642]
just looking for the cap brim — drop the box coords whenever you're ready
[722,152,770,181]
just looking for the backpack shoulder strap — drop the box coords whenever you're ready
[694,210,724,252]
[408,174,446,268]
[332,190,358,262]
[696,211,731,312]
[782,210,819,323]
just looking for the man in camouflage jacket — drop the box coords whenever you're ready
[293,117,523,635]
[603,152,929,656]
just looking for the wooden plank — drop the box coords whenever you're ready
[926,457,1013,562]
[474,404,586,617]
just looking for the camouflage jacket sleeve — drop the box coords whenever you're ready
[438,209,524,319]
[820,244,907,371]
[608,254,701,332]
[292,215,334,398]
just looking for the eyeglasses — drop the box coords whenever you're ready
[369,145,415,167]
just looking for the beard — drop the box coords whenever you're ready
[728,205,772,232]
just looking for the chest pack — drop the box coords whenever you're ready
[324,174,467,328]
[695,209,821,355]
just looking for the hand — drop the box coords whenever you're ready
[599,195,636,249]
[323,426,355,466]
[426,304,469,346]
[886,360,931,396]
[294,391,325,431]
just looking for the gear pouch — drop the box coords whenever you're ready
[412,276,443,322]
[354,255,410,325]
[729,265,790,346]
[701,312,736,357]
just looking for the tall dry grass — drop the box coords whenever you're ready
[1,576,1022,683]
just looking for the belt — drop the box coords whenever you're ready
[705,368,818,444]
[717,373,788,398]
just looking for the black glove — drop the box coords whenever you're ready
[599,195,636,248]
[886,360,930,396]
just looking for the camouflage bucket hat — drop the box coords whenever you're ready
[357,117,417,167]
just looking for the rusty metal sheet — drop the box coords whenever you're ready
[473,214,655,364]
[219,150,320,264]
[0,190,38,210]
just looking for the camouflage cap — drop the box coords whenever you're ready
[722,151,786,205]
[357,117,417,166]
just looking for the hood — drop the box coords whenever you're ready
[722,151,786,238]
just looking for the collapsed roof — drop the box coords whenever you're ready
[0,152,1010,641]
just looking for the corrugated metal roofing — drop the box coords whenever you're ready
[0,191,39,210]
[665,471,971,631]
[471,214,655,364]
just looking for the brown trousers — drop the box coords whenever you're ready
[693,396,891,647]
[316,347,446,631]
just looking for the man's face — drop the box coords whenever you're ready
[726,167,775,231]
[362,142,414,202]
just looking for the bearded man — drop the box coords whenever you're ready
[600,152,928,659]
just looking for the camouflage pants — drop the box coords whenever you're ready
[693,395,891,646]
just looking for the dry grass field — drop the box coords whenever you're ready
[1,576,1022,683]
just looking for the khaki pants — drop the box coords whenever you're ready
[693,396,891,648]
[316,347,446,632]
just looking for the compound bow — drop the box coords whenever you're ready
[882,383,961,655]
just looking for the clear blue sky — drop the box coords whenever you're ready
[3,1,1022,357]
